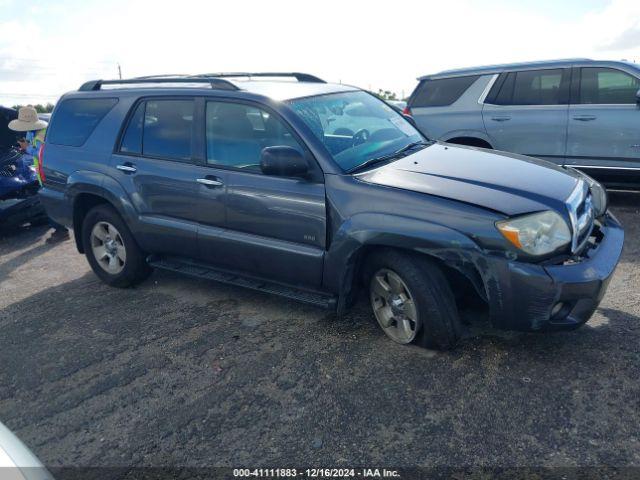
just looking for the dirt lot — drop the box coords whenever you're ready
[0,194,639,472]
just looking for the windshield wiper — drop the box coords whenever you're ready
[347,141,430,174]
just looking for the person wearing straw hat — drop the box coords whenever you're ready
[9,106,70,244]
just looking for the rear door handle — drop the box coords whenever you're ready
[116,163,137,174]
[572,115,597,121]
[197,176,224,187]
[491,116,511,122]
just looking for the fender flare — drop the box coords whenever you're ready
[66,171,139,252]
[324,213,488,315]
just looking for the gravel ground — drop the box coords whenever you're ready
[0,193,638,473]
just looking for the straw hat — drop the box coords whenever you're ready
[8,106,48,132]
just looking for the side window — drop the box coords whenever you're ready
[48,98,118,146]
[490,72,516,105]
[120,102,144,154]
[142,99,194,161]
[489,69,564,106]
[409,76,480,107]
[512,69,563,105]
[579,68,640,104]
[205,101,302,171]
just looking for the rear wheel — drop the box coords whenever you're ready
[366,250,462,350]
[82,205,152,287]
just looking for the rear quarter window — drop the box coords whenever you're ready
[409,75,479,107]
[48,98,118,146]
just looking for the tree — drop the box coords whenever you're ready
[11,103,55,113]
[375,89,398,101]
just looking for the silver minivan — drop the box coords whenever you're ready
[406,59,640,189]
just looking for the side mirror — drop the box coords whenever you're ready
[260,146,308,177]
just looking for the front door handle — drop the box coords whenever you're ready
[116,163,137,174]
[197,177,224,187]
[491,116,511,122]
[572,115,597,121]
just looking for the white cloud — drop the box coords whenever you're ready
[0,0,639,106]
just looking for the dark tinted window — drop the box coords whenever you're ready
[490,72,516,105]
[48,98,118,146]
[206,101,302,171]
[488,69,564,105]
[410,75,479,107]
[579,67,640,104]
[512,69,563,105]
[142,100,193,161]
[120,102,144,154]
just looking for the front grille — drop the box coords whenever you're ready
[566,181,595,254]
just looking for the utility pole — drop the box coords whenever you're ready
[118,63,122,79]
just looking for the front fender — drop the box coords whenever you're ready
[324,213,486,312]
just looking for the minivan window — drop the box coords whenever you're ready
[142,100,194,161]
[205,101,303,171]
[410,76,479,107]
[579,67,640,104]
[48,98,118,146]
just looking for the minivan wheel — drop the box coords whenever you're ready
[366,250,462,350]
[82,204,152,288]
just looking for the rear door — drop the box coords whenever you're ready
[198,99,326,288]
[566,66,640,186]
[408,75,486,140]
[482,68,570,163]
[111,97,226,257]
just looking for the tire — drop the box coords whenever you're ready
[365,249,462,350]
[81,204,152,288]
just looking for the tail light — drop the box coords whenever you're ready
[37,143,46,183]
[402,106,412,116]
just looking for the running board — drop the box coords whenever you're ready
[148,255,337,310]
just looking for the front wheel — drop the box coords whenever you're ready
[82,204,152,288]
[366,250,462,350]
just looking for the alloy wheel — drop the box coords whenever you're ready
[370,268,420,344]
[90,221,126,275]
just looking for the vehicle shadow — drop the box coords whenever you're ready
[0,224,53,279]
[1,270,638,467]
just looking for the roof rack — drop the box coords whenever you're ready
[78,77,240,92]
[191,72,326,83]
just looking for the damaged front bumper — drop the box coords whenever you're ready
[484,212,624,331]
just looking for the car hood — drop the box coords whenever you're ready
[356,142,580,216]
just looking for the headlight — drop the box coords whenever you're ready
[496,211,571,256]
[568,168,607,217]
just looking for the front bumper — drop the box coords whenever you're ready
[485,212,624,331]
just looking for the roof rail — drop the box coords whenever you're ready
[78,77,240,92]
[191,72,326,83]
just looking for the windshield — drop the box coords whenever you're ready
[288,91,425,172]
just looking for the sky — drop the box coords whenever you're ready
[0,0,639,106]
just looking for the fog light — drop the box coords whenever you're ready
[551,302,564,317]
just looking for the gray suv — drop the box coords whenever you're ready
[406,59,640,189]
[39,72,623,350]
